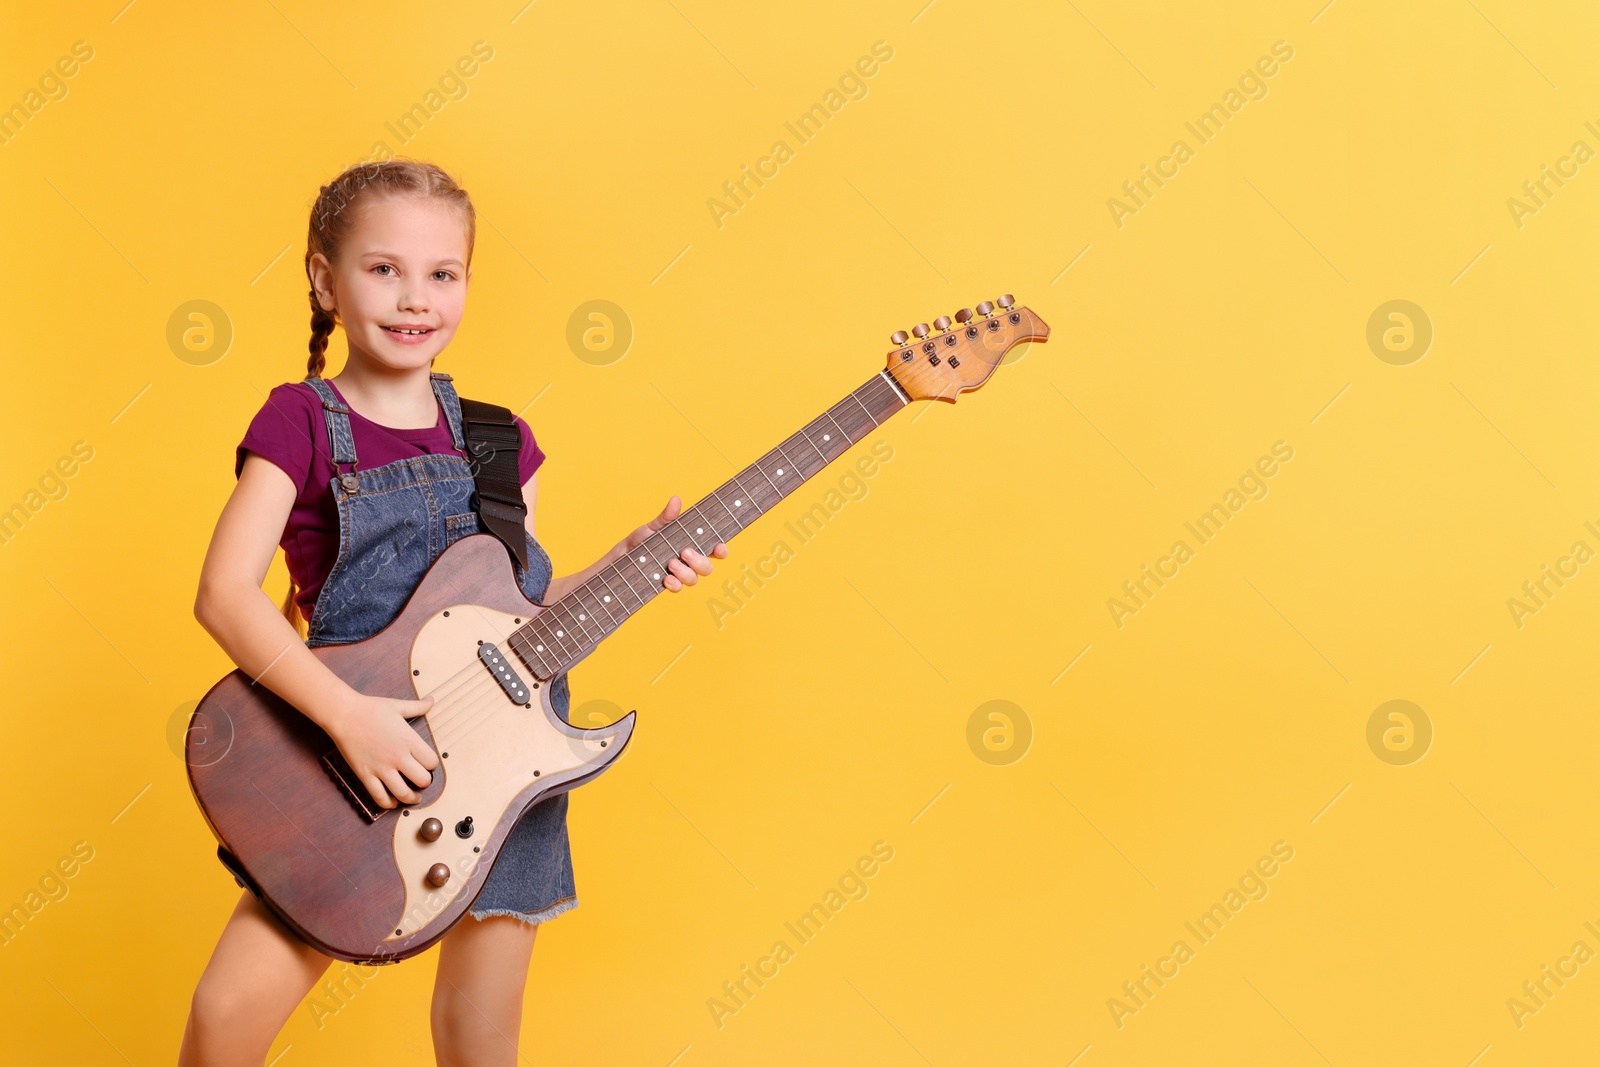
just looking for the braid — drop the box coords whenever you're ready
[308,287,336,378]
[301,156,477,379]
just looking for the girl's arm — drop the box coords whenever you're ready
[525,472,726,603]
[194,453,438,809]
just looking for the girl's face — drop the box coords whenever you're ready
[310,194,471,373]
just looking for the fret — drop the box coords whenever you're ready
[566,585,613,642]
[588,571,633,622]
[717,480,762,527]
[671,513,730,559]
[624,541,672,589]
[610,557,656,606]
[577,575,624,629]
[512,628,557,677]
[754,449,803,499]
[507,630,555,679]
[655,517,701,558]
[831,396,875,439]
[785,428,829,478]
[799,418,849,465]
[742,452,785,506]
[701,487,744,534]
[727,466,778,514]
[849,389,880,427]
[672,507,726,555]
[877,368,912,406]
[541,608,584,659]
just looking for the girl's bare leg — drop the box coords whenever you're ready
[178,889,334,1066]
[430,914,539,1067]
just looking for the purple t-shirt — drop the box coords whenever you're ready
[235,378,545,625]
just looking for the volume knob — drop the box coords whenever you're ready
[976,301,995,316]
[933,315,952,331]
[954,308,974,324]
[426,863,451,887]
[419,817,443,842]
[911,323,931,339]
[891,330,909,345]
[996,294,1015,309]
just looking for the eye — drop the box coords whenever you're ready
[432,270,455,282]
[372,263,395,276]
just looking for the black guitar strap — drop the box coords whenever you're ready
[458,397,530,571]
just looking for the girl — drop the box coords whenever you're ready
[179,158,728,1066]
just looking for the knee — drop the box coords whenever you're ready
[185,974,258,1054]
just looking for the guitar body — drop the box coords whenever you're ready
[185,533,634,963]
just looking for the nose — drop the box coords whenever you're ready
[398,282,429,314]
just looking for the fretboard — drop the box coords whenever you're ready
[506,370,911,680]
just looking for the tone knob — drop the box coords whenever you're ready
[891,330,909,345]
[976,301,994,316]
[911,323,931,339]
[419,817,443,842]
[933,315,952,331]
[954,308,974,324]
[997,294,1015,309]
[426,863,451,887]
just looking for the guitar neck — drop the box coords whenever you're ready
[509,369,912,680]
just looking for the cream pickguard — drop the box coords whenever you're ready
[386,603,632,939]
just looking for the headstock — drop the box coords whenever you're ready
[884,295,1049,402]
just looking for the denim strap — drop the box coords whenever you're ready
[430,371,468,453]
[302,376,358,471]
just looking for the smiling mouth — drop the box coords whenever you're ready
[384,326,435,337]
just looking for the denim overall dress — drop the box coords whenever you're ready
[302,372,578,926]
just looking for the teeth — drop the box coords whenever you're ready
[388,327,429,335]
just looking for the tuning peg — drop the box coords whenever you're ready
[933,315,952,331]
[954,308,974,324]
[891,330,909,345]
[976,301,994,316]
[912,323,931,339]
[997,294,1015,309]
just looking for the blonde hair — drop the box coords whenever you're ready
[283,156,478,634]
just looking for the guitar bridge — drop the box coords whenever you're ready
[321,746,390,823]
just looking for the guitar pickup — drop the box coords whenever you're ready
[479,641,532,705]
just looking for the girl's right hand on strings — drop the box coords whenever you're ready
[328,692,440,809]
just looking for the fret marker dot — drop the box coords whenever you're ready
[734,499,742,507]
[637,555,646,563]
[556,629,564,637]
[777,469,784,475]
[603,596,611,602]
[653,572,660,580]
[696,527,703,534]
[536,645,544,651]
[823,434,830,441]
[579,614,586,620]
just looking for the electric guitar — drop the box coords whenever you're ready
[185,298,1049,962]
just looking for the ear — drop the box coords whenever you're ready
[308,251,337,312]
